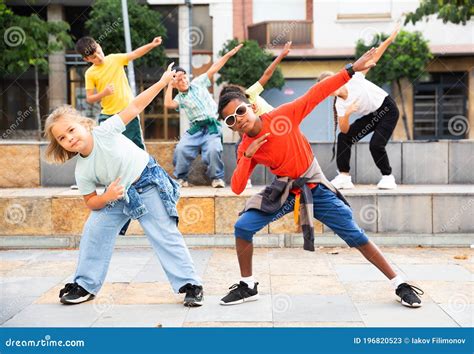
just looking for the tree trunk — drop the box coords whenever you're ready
[396,78,411,140]
[34,65,41,140]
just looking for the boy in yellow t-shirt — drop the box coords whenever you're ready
[75,36,163,149]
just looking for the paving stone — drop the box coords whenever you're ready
[93,304,188,327]
[343,281,433,304]
[0,296,37,324]
[2,304,101,327]
[273,321,365,327]
[117,282,182,305]
[184,295,273,322]
[272,294,361,322]
[355,302,459,327]
[183,321,273,327]
[35,283,129,305]
[134,249,211,282]
[396,264,472,281]
[7,261,76,278]
[271,275,346,295]
[0,261,28,276]
[0,250,43,261]
[416,281,473,304]
[439,303,473,327]
[0,277,63,298]
[104,262,147,283]
[269,258,334,276]
[333,264,404,282]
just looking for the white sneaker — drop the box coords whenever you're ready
[177,179,189,187]
[377,174,397,189]
[211,179,225,188]
[330,173,354,189]
[245,179,253,189]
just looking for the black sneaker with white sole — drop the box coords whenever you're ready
[220,281,259,305]
[59,283,95,305]
[179,283,204,307]
[396,283,424,308]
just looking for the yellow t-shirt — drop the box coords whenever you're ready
[85,53,134,115]
[245,81,274,116]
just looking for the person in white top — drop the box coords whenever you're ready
[320,25,400,189]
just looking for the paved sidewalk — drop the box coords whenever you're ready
[1,246,472,327]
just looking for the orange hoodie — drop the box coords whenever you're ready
[232,69,350,195]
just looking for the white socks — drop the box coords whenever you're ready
[390,275,405,289]
[241,276,255,289]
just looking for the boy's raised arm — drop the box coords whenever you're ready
[119,63,175,125]
[258,41,291,87]
[126,36,162,62]
[206,43,243,80]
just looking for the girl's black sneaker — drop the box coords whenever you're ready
[59,283,95,305]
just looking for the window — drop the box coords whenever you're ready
[413,72,468,140]
[337,0,392,20]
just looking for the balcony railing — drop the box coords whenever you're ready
[248,20,313,48]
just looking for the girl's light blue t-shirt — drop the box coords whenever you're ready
[75,115,149,196]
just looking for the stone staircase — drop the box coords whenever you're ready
[1,185,472,249]
[1,140,473,249]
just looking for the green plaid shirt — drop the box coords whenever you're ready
[173,74,218,123]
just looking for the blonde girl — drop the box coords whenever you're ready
[44,63,203,307]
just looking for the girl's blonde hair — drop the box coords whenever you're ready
[43,105,96,164]
[318,71,339,161]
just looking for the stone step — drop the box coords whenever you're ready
[0,185,472,249]
[1,140,473,188]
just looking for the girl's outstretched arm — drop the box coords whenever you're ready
[258,41,291,87]
[362,24,399,74]
[118,62,175,125]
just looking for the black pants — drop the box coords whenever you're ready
[336,95,399,176]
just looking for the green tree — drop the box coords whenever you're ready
[216,39,285,89]
[85,0,167,70]
[404,0,473,25]
[1,3,72,138]
[356,30,433,140]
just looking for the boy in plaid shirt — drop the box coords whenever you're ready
[165,43,243,188]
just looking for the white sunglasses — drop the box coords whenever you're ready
[223,103,252,128]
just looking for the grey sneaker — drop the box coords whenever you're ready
[211,179,225,188]
[177,179,189,187]
[179,283,204,307]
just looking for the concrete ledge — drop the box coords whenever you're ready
[1,233,472,249]
[2,140,474,188]
[1,186,472,240]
